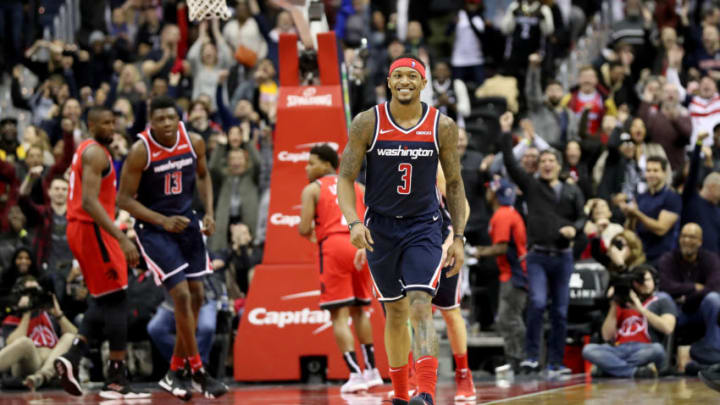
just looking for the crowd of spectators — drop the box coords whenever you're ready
[1,0,720,386]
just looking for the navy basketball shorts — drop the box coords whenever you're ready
[432,223,461,310]
[365,210,444,302]
[135,212,212,290]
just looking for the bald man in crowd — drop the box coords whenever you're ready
[659,223,720,366]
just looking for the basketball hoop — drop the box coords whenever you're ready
[186,0,231,21]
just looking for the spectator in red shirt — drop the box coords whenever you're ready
[473,177,527,372]
[583,265,676,378]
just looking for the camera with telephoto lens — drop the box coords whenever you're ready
[5,283,54,313]
[609,271,644,307]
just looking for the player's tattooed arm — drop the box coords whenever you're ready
[339,109,375,251]
[438,114,467,236]
[438,114,467,277]
[337,109,374,224]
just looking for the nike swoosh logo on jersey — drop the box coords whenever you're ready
[379,129,393,134]
[432,215,439,221]
[152,152,161,157]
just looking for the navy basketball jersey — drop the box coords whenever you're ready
[136,122,197,218]
[365,102,441,217]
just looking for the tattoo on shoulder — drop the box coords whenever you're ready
[340,109,375,178]
[438,114,458,145]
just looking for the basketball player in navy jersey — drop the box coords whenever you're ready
[338,54,467,405]
[118,96,227,400]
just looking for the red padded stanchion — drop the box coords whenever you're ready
[234,31,388,382]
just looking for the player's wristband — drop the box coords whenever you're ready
[454,234,466,244]
[348,220,362,232]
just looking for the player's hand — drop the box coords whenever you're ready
[445,238,465,278]
[162,215,190,233]
[202,214,215,236]
[698,131,710,143]
[353,248,367,271]
[559,226,576,239]
[120,235,139,268]
[350,223,374,252]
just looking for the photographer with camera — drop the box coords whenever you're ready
[658,223,720,366]
[591,229,646,274]
[0,275,76,390]
[582,265,677,378]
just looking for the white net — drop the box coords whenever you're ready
[187,0,231,21]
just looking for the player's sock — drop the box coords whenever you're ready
[343,352,362,374]
[415,355,438,402]
[454,353,469,372]
[170,355,186,372]
[187,354,203,373]
[361,344,376,369]
[389,364,410,401]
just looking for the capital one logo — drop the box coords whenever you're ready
[248,307,331,330]
[270,212,301,227]
[277,141,340,163]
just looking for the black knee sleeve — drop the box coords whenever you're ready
[98,290,129,352]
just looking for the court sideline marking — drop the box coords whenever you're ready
[480,382,585,404]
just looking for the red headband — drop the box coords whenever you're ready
[389,58,426,79]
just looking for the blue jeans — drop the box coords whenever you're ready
[524,250,573,365]
[679,292,720,360]
[582,342,665,377]
[147,300,218,365]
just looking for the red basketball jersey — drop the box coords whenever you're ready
[67,139,117,222]
[314,175,365,242]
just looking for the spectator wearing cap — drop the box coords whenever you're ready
[83,30,115,90]
[594,119,671,199]
[659,223,720,366]
[582,198,624,260]
[621,156,681,265]
[607,0,655,61]
[499,112,585,376]
[681,132,720,254]
[473,177,527,372]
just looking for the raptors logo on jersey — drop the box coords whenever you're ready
[135,122,197,218]
[365,102,441,217]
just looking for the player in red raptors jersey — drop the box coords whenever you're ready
[298,144,383,393]
[338,54,467,405]
[55,107,148,399]
[118,96,226,400]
